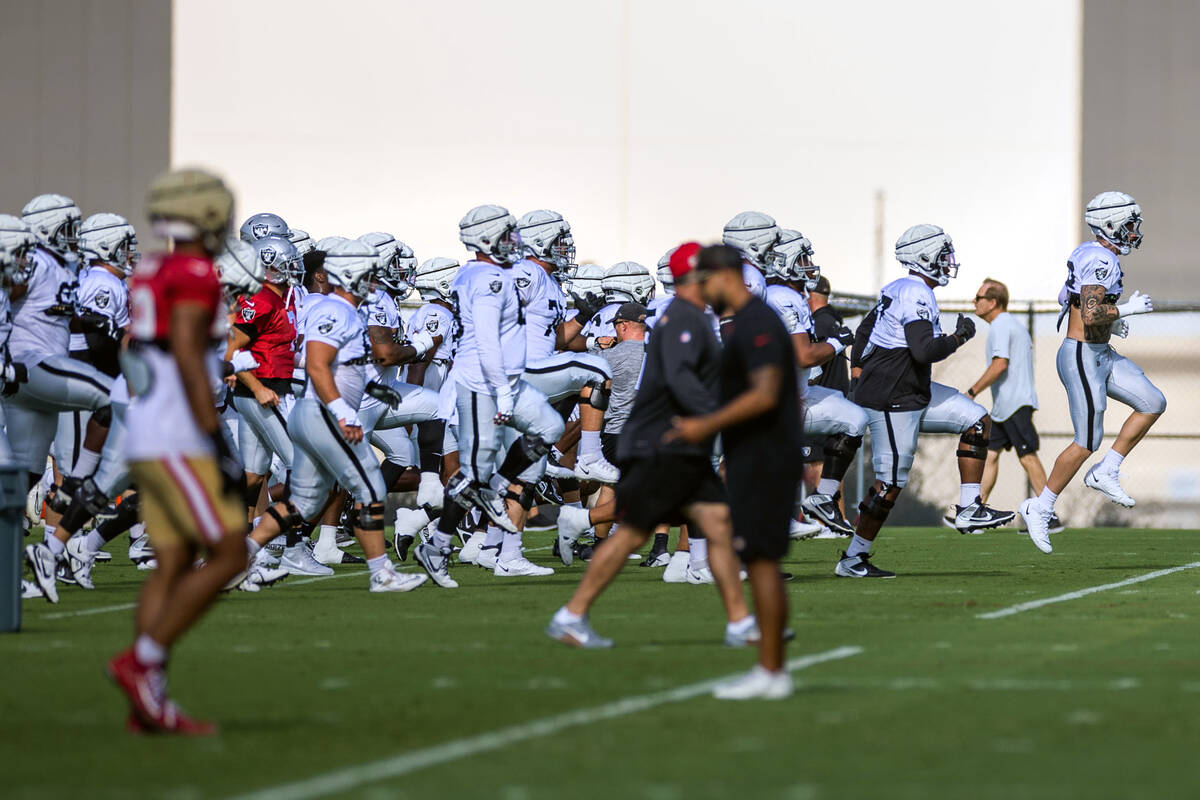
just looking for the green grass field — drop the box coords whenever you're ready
[3,526,1199,799]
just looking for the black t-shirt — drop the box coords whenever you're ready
[720,297,803,467]
[811,304,849,395]
[617,297,721,462]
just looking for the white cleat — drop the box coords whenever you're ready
[555,504,592,566]
[280,543,334,577]
[24,543,58,603]
[25,481,46,528]
[1084,465,1135,508]
[685,564,715,584]
[414,542,459,589]
[662,550,689,583]
[136,558,158,571]
[128,533,155,567]
[811,525,842,539]
[574,456,620,484]
[476,545,499,570]
[369,566,428,593]
[1019,498,1054,554]
[788,518,824,540]
[393,507,432,538]
[458,531,485,564]
[713,665,794,700]
[22,579,45,599]
[312,541,348,566]
[416,471,444,511]
[494,556,554,577]
[65,535,97,590]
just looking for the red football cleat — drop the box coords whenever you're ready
[158,702,218,736]
[107,647,168,729]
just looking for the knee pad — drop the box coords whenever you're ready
[519,433,552,462]
[353,501,386,531]
[858,484,896,522]
[264,499,303,531]
[91,404,112,427]
[957,418,989,461]
[584,380,611,411]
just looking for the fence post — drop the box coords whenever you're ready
[1025,301,1036,499]
[0,466,27,632]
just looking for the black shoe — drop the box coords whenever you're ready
[46,477,82,514]
[525,512,555,532]
[640,547,670,568]
[801,491,855,536]
[532,477,563,507]
[393,533,414,562]
[834,551,896,578]
[1047,513,1065,534]
[953,497,1016,533]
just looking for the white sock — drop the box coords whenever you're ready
[84,529,105,553]
[499,530,523,562]
[70,448,101,478]
[245,537,261,559]
[1100,450,1125,473]
[44,531,64,556]
[817,478,840,496]
[727,614,757,633]
[847,534,872,558]
[553,606,583,625]
[130,522,146,540]
[689,539,708,567]
[316,524,337,550]
[432,529,453,550]
[960,483,981,508]
[579,430,602,461]
[366,554,390,575]
[1038,487,1058,511]
[484,525,504,548]
[134,634,166,667]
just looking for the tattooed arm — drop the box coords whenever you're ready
[1080,284,1119,342]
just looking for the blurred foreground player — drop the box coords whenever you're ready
[106,169,247,735]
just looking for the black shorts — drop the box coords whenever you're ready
[725,458,798,562]
[601,432,620,465]
[989,406,1040,456]
[615,453,727,531]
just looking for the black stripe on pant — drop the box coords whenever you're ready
[1074,341,1096,450]
[318,406,378,503]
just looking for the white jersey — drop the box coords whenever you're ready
[360,287,402,386]
[0,291,11,358]
[451,260,526,394]
[742,263,767,300]
[1058,241,1124,308]
[9,247,76,365]
[645,296,672,330]
[867,275,943,351]
[303,293,370,409]
[70,265,129,351]
[584,302,621,343]
[407,301,456,362]
[513,258,567,361]
[766,283,815,391]
[291,289,329,377]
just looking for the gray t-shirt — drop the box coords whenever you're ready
[600,338,647,434]
[986,311,1038,422]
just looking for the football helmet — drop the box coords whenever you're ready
[324,238,380,300]
[895,224,958,286]
[145,168,234,254]
[656,247,677,297]
[358,232,416,296]
[215,238,265,302]
[517,210,575,273]
[315,235,348,253]
[459,204,519,263]
[414,256,460,302]
[722,211,779,270]
[1085,191,1143,255]
[254,235,302,286]
[240,212,290,243]
[771,228,820,289]
[288,228,314,257]
[601,261,654,304]
[22,193,82,256]
[78,213,139,275]
[0,215,39,285]
[564,263,606,298]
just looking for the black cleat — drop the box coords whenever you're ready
[834,551,896,579]
[801,492,855,536]
[532,477,563,507]
[393,533,414,562]
[952,497,1016,533]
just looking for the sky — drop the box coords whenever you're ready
[173,0,1081,301]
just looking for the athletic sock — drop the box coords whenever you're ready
[816,478,840,496]
[245,538,261,560]
[959,483,981,508]
[578,430,602,462]
[484,525,504,548]
[84,529,105,553]
[432,529,453,551]
[689,539,708,567]
[726,614,757,634]
[847,534,872,558]
[134,634,166,667]
[1100,450,1125,473]
[70,448,101,478]
[1037,487,1058,511]
[553,606,583,625]
[44,530,64,556]
[366,554,390,575]
[316,524,338,551]
[499,531,523,563]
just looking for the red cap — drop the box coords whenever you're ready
[669,241,702,280]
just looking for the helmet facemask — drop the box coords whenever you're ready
[932,243,958,286]
[548,233,577,273]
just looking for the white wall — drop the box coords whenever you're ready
[174,0,1080,300]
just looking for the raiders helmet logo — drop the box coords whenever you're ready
[318,319,334,335]
[260,247,277,266]
[489,281,502,293]
[94,290,111,309]
[252,223,268,239]
[426,317,440,334]
[241,305,256,322]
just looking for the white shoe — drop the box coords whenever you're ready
[686,563,714,584]
[544,461,575,480]
[137,558,158,571]
[574,456,620,484]
[1084,465,1135,508]
[476,545,499,570]
[458,531,485,564]
[24,543,58,603]
[280,543,334,577]
[393,507,431,538]
[494,556,554,577]
[22,578,44,599]
[312,541,348,566]
[811,525,842,539]
[369,566,428,593]
[25,481,46,528]
[788,518,824,540]
[415,542,459,589]
[416,472,444,510]
[1019,498,1053,554]
[65,535,96,590]
[128,533,155,566]
[249,564,290,588]
[663,551,689,583]
[555,504,592,566]
[713,665,793,700]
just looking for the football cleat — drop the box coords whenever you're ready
[531,477,563,507]
[494,556,554,577]
[21,579,44,599]
[25,481,46,527]
[788,518,824,540]
[574,456,620,484]
[555,504,592,566]
[685,564,714,584]
[1084,465,1135,507]
[546,614,614,648]
[314,540,363,566]
[458,530,485,564]
[280,543,334,577]
[24,542,58,603]
[1018,498,1053,554]
[834,551,896,578]
[953,498,1016,533]
[65,535,96,589]
[801,493,855,536]
[93,549,112,562]
[662,550,689,583]
[392,533,415,563]
[525,512,556,532]
[475,544,499,570]
[723,617,762,648]
[713,665,794,700]
[369,566,428,593]
[451,480,517,533]
[640,548,671,568]
[128,533,155,566]
[106,648,168,730]
[415,542,459,589]
[811,525,843,539]
[1047,513,1066,534]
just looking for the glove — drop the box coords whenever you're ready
[407,329,436,357]
[365,380,403,408]
[954,313,976,343]
[570,291,606,322]
[229,350,259,373]
[824,326,855,355]
[494,385,515,424]
[78,310,118,339]
[210,430,244,498]
[1117,290,1153,317]
[848,376,859,399]
[1,362,27,397]
[1111,318,1129,339]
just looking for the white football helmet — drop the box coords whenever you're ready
[288,228,314,257]
[254,235,302,286]
[517,210,576,274]
[78,213,139,275]
[564,263,606,298]
[22,193,82,256]
[601,261,655,304]
[325,238,380,300]
[215,238,265,302]
[145,168,234,253]
[459,204,519,263]
[1085,191,1143,255]
[895,224,958,286]
[315,235,348,253]
[657,247,677,297]
[414,257,460,302]
[240,212,290,243]
[358,232,416,297]
[723,211,779,271]
[0,215,39,285]
[771,228,820,289]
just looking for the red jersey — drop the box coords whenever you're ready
[234,286,296,381]
[129,252,222,344]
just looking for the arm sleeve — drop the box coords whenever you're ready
[903,319,959,364]
[660,320,719,416]
[471,291,511,393]
[850,309,877,369]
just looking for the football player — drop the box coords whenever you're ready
[722,211,776,304]
[584,261,654,351]
[239,212,290,243]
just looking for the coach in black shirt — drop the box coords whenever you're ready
[668,244,801,700]
[547,243,754,650]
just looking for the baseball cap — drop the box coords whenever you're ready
[614,301,649,323]
[812,275,831,295]
[668,241,702,281]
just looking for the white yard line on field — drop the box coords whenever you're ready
[977,561,1200,620]
[227,645,863,800]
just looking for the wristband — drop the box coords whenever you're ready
[327,397,359,426]
[967,388,976,398]
[408,329,436,357]
[824,337,847,356]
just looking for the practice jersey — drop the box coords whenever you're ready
[360,287,402,386]
[742,263,767,301]
[1058,241,1124,309]
[0,291,11,359]
[866,275,942,349]
[855,275,946,411]
[8,247,76,365]
[513,258,567,361]
[766,283,815,390]
[291,289,330,373]
[70,265,130,351]
[450,260,526,394]
[584,302,621,343]
[234,286,296,383]
[407,301,456,362]
[303,292,371,409]
[125,252,225,460]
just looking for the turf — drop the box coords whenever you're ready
[3,527,1199,800]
